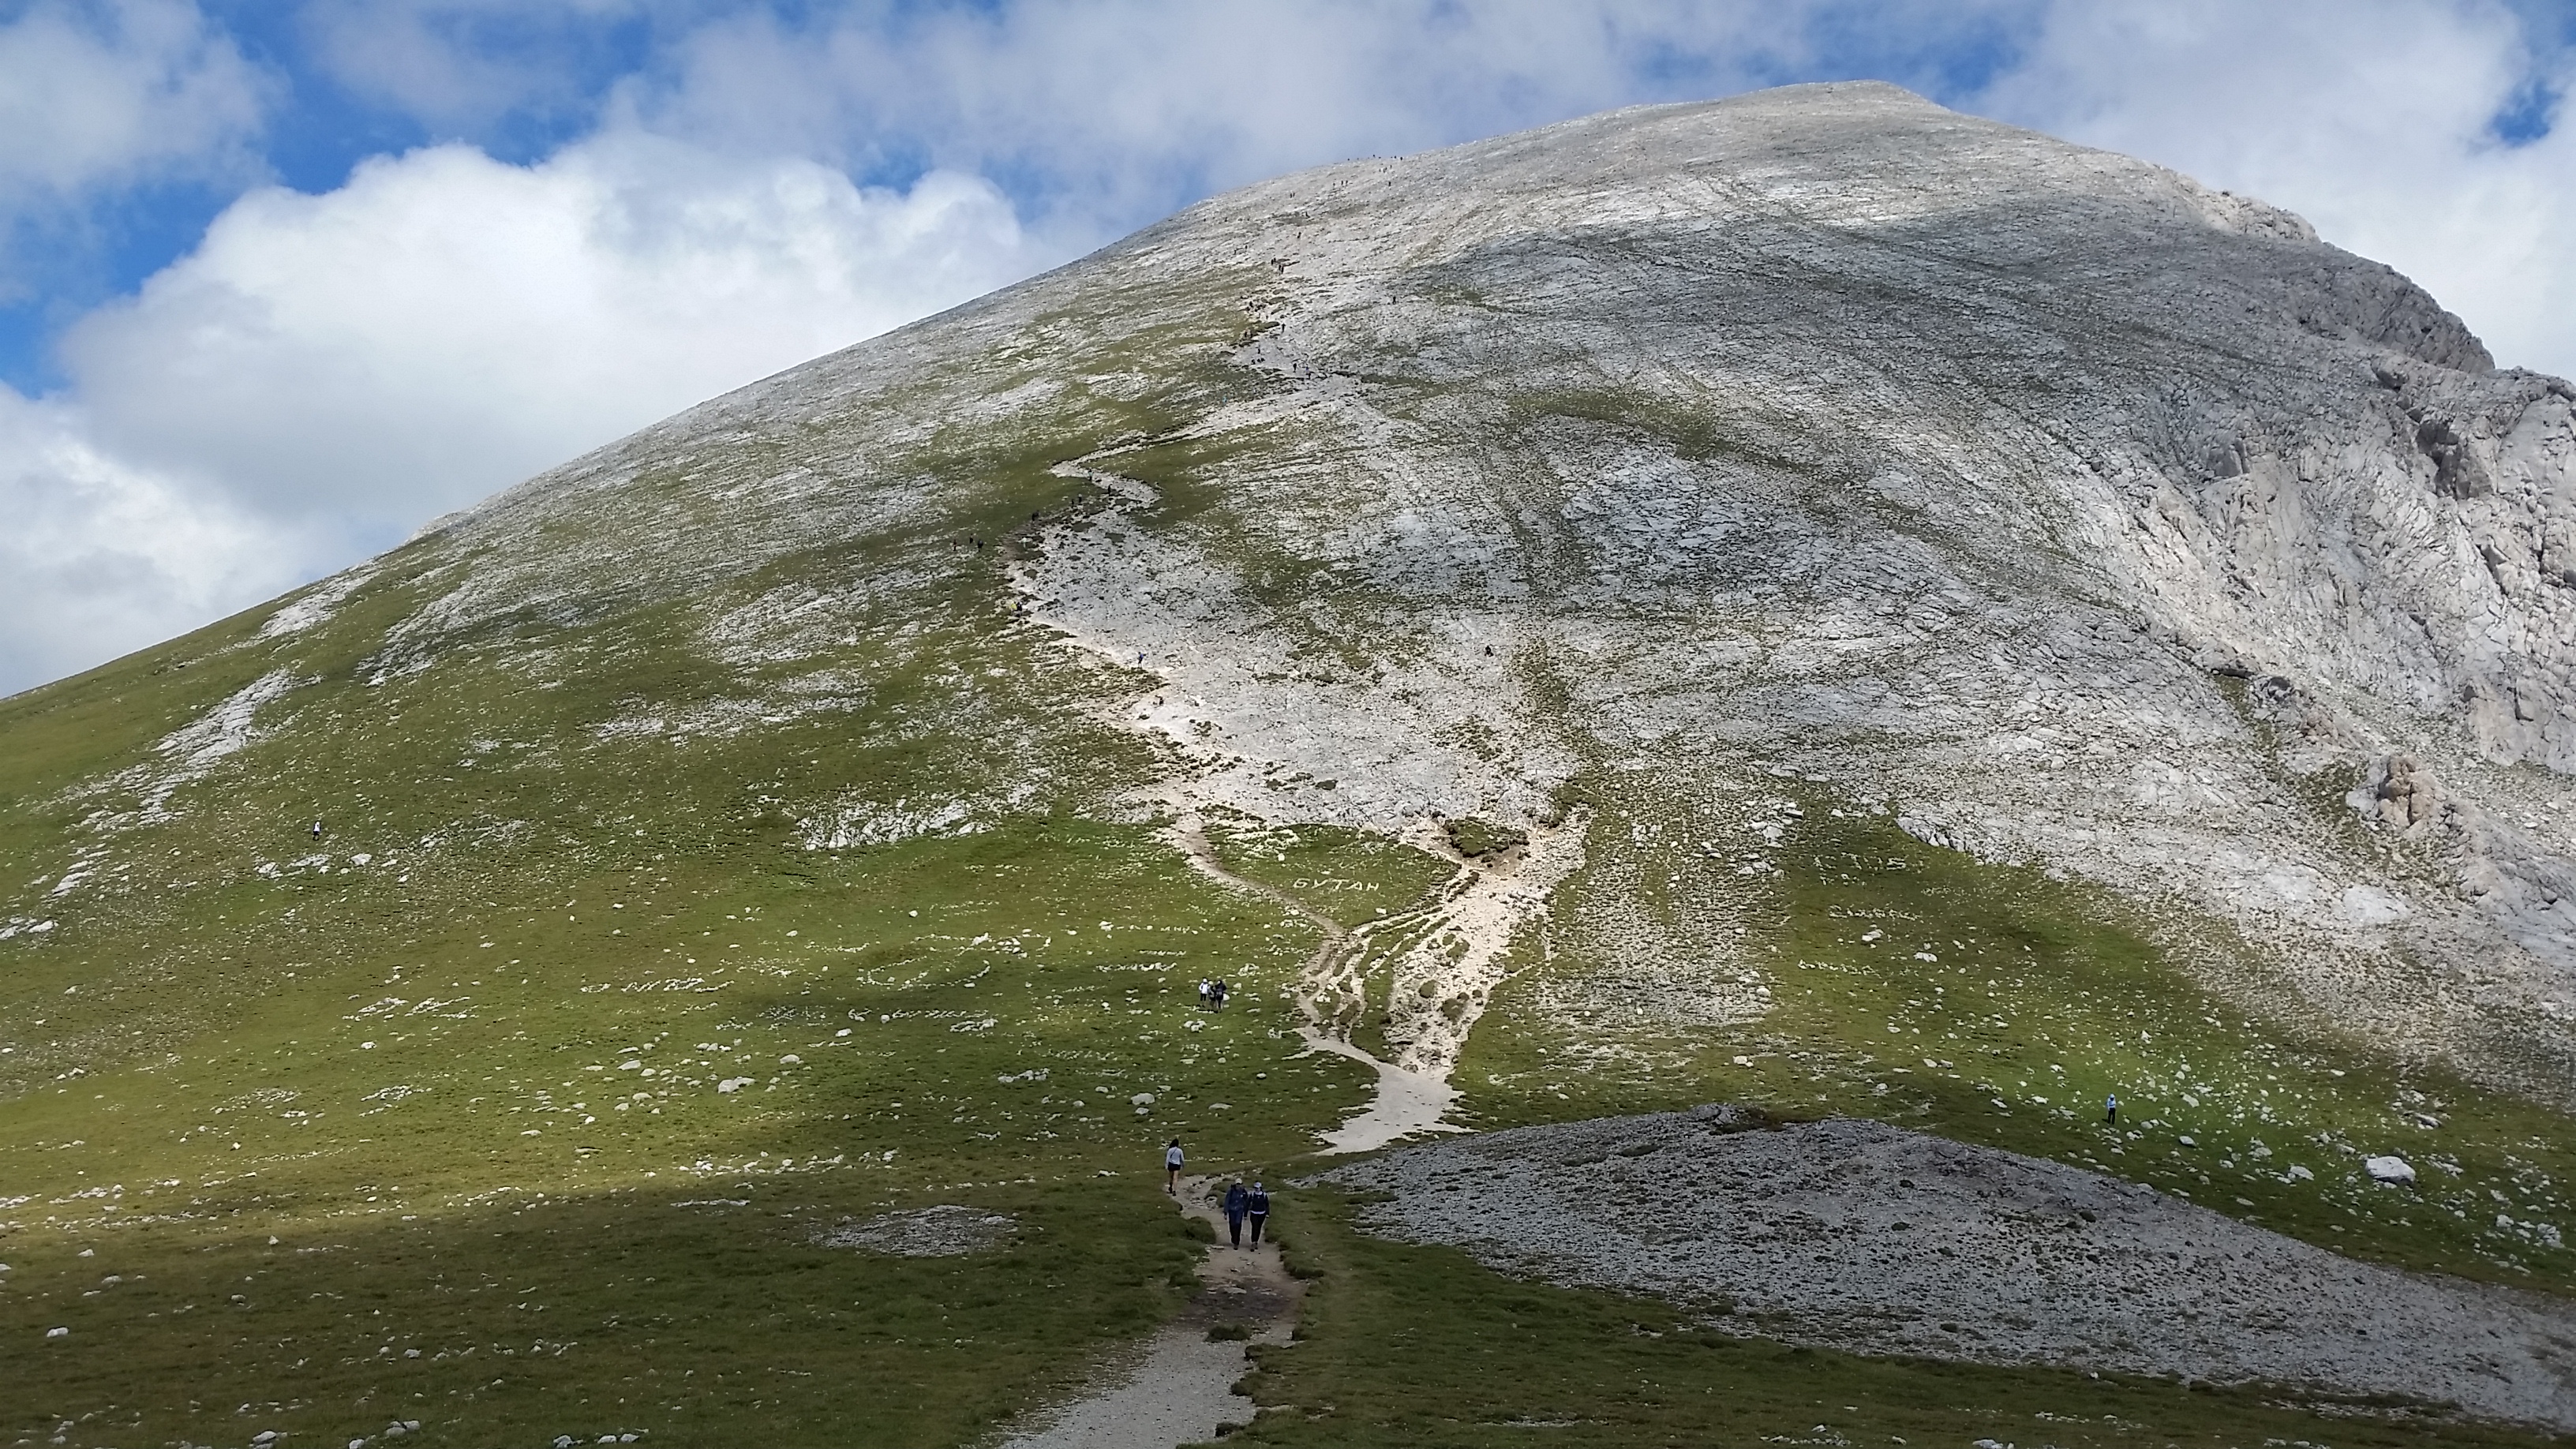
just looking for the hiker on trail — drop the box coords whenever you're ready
[2105,1092,2119,1125]
[1165,1138,1185,1195]
[1223,1178,1250,1248]
[1212,979,1228,1011]
[1246,1181,1271,1246]
[309,819,324,840]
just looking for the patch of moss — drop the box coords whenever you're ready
[1442,817,1526,862]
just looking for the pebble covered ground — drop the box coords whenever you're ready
[1319,1106,2576,1432]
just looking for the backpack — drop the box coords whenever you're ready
[1247,1189,1270,1215]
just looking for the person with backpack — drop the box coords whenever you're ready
[1211,979,1228,1011]
[1222,1178,1249,1248]
[1245,1181,1271,1246]
[2104,1092,2119,1125]
[1164,1138,1185,1195]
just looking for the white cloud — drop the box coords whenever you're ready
[1979,0,2576,376]
[0,388,300,691]
[298,0,645,134]
[0,0,265,204]
[2,128,1047,695]
[61,128,1047,541]
[635,1,1815,229]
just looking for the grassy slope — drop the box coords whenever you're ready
[0,602,1382,1447]
[0,277,1405,1448]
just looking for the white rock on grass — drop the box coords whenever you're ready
[2365,1155,2418,1185]
[818,1205,1014,1256]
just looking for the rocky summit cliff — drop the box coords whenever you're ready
[6,81,2576,1444]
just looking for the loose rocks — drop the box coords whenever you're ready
[1316,1107,2576,1430]
[2366,1155,2419,1185]
[815,1204,1015,1257]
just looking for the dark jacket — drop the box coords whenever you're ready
[1247,1189,1271,1217]
[1223,1184,1249,1218]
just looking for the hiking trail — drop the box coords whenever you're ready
[995,1175,1304,1448]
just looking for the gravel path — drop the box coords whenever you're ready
[997,1177,1301,1448]
[1160,811,1466,1155]
[1316,1106,2576,1431]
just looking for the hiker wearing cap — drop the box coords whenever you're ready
[1246,1181,1271,1245]
[1223,1178,1249,1248]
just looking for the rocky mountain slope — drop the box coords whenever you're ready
[425,78,2576,1098]
[6,80,2575,1445]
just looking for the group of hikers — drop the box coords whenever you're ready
[1196,978,1231,1010]
[1164,1138,1271,1248]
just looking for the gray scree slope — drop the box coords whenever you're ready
[380,81,2573,1099]
[1319,1108,2576,1430]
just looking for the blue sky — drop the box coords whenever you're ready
[2,0,2571,694]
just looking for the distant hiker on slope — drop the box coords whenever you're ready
[1224,1178,1250,1248]
[310,820,324,840]
[1211,979,1228,1011]
[1165,1138,1185,1195]
[1246,1181,1271,1245]
[2105,1092,2119,1125]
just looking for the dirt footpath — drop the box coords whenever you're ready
[1315,1106,2576,1432]
[997,1177,1303,1448]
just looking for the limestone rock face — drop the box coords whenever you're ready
[386,82,2576,1097]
